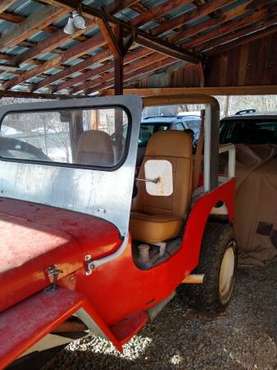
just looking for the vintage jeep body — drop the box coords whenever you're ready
[0,95,236,368]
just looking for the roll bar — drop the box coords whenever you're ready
[143,95,220,192]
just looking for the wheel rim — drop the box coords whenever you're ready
[219,242,235,304]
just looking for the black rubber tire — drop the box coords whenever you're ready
[185,222,238,312]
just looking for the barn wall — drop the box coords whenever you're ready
[129,33,277,89]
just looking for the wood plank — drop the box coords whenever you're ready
[41,0,200,63]
[97,18,122,57]
[77,55,177,94]
[131,0,192,27]
[104,85,277,96]
[0,1,17,14]
[14,19,96,66]
[151,0,231,36]
[169,0,255,44]
[185,6,274,49]
[207,25,277,55]
[33,49,111,91]
[54,48,155,92]
[203,18,277,53]
[0,5,67,50]
[3,33,106,90]
[104,0,140,14]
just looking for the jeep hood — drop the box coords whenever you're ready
[0,197,122,312]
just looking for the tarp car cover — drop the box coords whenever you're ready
[234,144,277,265]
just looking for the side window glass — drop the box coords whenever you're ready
[0,107,129,168]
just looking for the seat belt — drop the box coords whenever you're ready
[192,110,205,190]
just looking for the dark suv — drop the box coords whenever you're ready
[220,110,277,145]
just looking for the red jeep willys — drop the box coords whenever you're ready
[0,94,237,368]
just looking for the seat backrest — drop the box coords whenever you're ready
[133,130,193,218]
[76,130,114,166]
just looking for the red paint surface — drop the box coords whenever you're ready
[0,198,121,312]
[76,180,235,326]
[0,288,84,369]
[0,179,235,366]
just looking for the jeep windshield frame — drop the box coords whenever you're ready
[0,96,142,237]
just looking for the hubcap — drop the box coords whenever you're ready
[219,243,235,304]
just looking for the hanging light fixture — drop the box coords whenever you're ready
[64,10,87,35]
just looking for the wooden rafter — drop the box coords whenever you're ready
[200,15,277,53]
[0,0,274,96]
[32,49,111,91]
[86,57,179,95]
[101,0,140,15]
[0,5,67,50]
[151,0,231,36]
[0,0,17,14]
[131,0,192,27]
[206,24,277,55]
[185,6,276,49]
[73,54,177,94]
[40,0,200,64]
[96,18,122,57]
[14,18,96,66]
[3,33,106,90]
[169,0,254,44]
[54,49,154,92]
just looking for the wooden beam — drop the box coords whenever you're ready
[73,53,171,93]
[114,54,123,95]
[87,57,180,95]
[186,6,275,49]
[3,33,106,90]
[105,85,277,96]
[0,1,17,14]
[14,19,96,66]
[100,0,140,15]
[97,18,122,57]
[41,0,200,64]
[12,0,136,68]
[169,0,254,44]
[131,0,192,27]
[54,48,155,92]
[55,60,114,91]
[201,17,277,53]
[0,90,71,99]
[0,5,67,50]
[79,55,178,94]
[135,33,199,63]
[207,24,277,55]
[151,0,231,36]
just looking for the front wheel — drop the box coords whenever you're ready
[186,222,237,311]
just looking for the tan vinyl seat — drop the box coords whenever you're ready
[77,130,114,166]
[130,130,193,244]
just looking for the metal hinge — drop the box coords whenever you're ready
[46,265,63,290]
[84,255,95,276]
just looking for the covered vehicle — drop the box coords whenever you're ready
[220,111,277,265]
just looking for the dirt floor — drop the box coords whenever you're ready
[44,258,277,370]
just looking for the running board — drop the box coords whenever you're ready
[0,287,149,369]
[0,287,85,369]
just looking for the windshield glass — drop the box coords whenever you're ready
[220,118,277,144]
[0,107,129,168]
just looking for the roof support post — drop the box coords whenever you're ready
[114,26,124,95]
[114,53,123,95]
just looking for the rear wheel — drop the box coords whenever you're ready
[185,222,237,311]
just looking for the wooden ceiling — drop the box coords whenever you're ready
[0,0,275,98]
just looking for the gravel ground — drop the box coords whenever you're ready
[44,258,277,370]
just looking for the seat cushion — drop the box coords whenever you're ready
[130,212,182,244]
